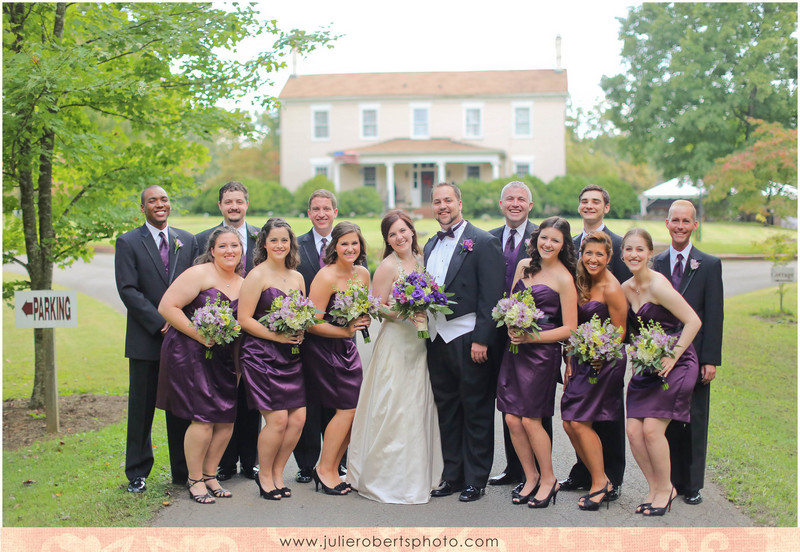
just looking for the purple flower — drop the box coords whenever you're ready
[690,259,700,271]
[459,239,474,254]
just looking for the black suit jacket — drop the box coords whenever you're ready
[423,221,504,345]
[115,225,198,361]
[196,222,260,273]
[573,226,632,284]
[653,247,723,366]
[489,221,538,293]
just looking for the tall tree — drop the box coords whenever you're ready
[602,3,797,180]
[3,3,334,407]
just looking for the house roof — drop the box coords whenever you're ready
[641,176,706,199]
[342,138,504,157]
[280,70,568,99]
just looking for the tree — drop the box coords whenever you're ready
[338,187,384,217]
[602,3,797,180]
[704,119,797,219]
[292,175,336,215]
[2,3,334,407]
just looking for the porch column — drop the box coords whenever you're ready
[491,161,500,179]
[385,161,396,209]
[332,162,341,193]
[437,160,446,183]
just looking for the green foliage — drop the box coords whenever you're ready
[191,179,293,216]
[338,187,384,217]
[458,179,505,218]
[602,3,797,179]
[291,175,336,214]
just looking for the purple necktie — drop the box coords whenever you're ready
[158,231,169,277]
[319,238,327,268]
[671,253,684,289]
[503,228,517,292]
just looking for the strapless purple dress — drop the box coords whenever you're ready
[239,288,306,412]
[301,295,362,410]
[626,302,699,423]
[560,301,626,422]
[156,288,239,423]
[496,282,562,418]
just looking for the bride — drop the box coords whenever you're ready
[346,210,443,503]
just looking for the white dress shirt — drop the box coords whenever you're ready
[669,242,693,274]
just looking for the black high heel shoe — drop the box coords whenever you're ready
[278,487,292,498]
[635,503,652,514]
[642,488,677,516]
[312,468,348,496]
[186,477,215,504]
[529,481,559,508]
[511,478,540,505]
[578,481,612,511]
[255,475,282,500]
[203,473,232,498]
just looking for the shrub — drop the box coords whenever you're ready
[292,175,336,214]
[338,187,384,216]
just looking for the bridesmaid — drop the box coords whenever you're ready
[497,216,578,508]
[560,232,627,510]
[621,228,701,517]
[238,218,307,501]
[303,221,371,495]
[156,226,244,504]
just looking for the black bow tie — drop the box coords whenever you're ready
[436,220,464,240]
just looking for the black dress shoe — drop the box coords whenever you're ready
[430,480,463,498]
[607,484,621,501]
[458,485,485,502]
[127,477,147,493]
[684,490,703,505]
[558,476,589,491]
[241,466,259,480]
[216,469,235,482]
[488,472,521,486]
[295,469,313,483]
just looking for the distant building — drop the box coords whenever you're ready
[278,69,568,209]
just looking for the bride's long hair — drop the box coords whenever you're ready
[380,210,421,259]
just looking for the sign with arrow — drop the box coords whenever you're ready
[15,290,78,328]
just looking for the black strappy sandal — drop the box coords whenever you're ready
[186,477,215,504]
[203,473,232,498]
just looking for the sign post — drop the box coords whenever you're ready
[770,264,796,313]
[15,290,78,433]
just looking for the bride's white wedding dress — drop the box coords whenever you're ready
[346,260,443,504]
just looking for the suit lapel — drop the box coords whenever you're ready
[423,236,436,264]
[300,231,320,273]
[515,221,535,264]
[443,223,473,289]
[141,226,169,285]
[678,250,701,295]
[654,251,671,280]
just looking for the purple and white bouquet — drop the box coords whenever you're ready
[329,279,382,343]
[390,271,454,338]
[491,287,545,354]
[565,314,625,384]
[191,292,241,359]
[258,289,322,354]
[626,317,678,390]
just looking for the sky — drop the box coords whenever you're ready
[220,0,637,120]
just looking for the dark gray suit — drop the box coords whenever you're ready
[196,221,261,476]
[424,222,504,488]
[654,246,723,494]
[115,224,197,483]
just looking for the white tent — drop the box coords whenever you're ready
[639,176,705,216]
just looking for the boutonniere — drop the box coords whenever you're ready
[689,259,700,271]
[459,239,474,254]
[250,231,258,242]
[173,238,183,254]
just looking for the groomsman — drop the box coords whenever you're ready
[293,189,346,483]
[560,184,630,500]
[115,185,197,492]
[487,181,544,487]
[425,182,504,502]
[655,200,723,505]
[196,181,261,481]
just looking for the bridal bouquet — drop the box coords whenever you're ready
[390,271,453,338]
[626,317,677,390]
[258,289,322,354]
[565,314,625,384]
[329,279,382,343]
[191,293,241,359]
[491,287,545,354]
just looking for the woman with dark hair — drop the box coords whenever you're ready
[346,210,443,503]
[303,221,372,495]
[620,228,701,517]
[238,218,307,501]
[560,232,627,510]
[156,226,244,504]
[496,216,578,508]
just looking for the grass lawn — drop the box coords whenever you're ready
[707,283,797,526]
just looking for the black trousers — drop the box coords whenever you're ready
[666,380,710,493]
[125,359,190,483]
[427,333,495,488]
[565,389,627,487]
[219,381,260,474]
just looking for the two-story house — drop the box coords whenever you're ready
[279,69,567,209]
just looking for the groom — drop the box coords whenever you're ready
[424,182,504,502]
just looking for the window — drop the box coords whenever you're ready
[466,165,481,180]
[360,105,378,139]
[463,103,483,139]
[363,166,377,188]
[314,166,329,178]
[312,105,330,140]
[411,104,430,139]
[513,102,533,138]
[514,163,530,176]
